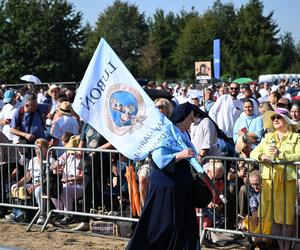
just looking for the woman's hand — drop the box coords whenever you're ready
[260,154,273,164]
[24,133,35,142]
[268,145,279,156]
[26,185,37,194]
[176,148,194,161]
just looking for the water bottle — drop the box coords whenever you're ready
[270,139,276,161]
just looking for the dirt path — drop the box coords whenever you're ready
[0,219,129,250]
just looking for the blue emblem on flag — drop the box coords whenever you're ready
[110,91,138,127]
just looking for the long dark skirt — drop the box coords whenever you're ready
[126,181,199,250]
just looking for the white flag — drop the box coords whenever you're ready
[73,38,204,173]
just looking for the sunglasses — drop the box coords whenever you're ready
[271,115,283,121]
[230,87,239,91]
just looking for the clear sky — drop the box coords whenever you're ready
[70,0,300,43]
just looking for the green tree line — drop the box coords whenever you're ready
[0,0,300,84]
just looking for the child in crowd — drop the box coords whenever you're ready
[51,134,84,225]
[13,138,54,224]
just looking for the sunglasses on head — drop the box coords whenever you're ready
[271,115,283,121]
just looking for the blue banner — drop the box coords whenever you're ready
[213,39,221,79]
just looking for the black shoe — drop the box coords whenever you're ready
[256,241,268,250]
[0,208,8,218]
[51,214,64,222]
[59,216,75,225]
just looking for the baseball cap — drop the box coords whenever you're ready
[3,90,16,103]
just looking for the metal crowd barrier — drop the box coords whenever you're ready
[199,155,300,248]
[0,143,139,233]
[0,143,44,231]
[3,143,299,247]
[41,146,139,232]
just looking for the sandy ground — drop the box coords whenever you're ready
[0,219,129,250]
[0,219,252,250]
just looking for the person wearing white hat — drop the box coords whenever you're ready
[43,84,60,127]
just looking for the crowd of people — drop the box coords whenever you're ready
[134,79,300,249]
[0,78,299,249]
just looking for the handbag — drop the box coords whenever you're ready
[192,174,212,208]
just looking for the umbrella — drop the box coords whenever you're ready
[233,77,253,84]
[20,74,42,84]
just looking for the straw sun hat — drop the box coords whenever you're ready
[65,135,80,154]
[58,101,72,116]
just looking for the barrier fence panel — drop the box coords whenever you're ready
[199,156,300,248]
[42,146,139,232]
[0,143,43,230]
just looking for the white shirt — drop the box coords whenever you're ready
[190,117,221,159]
[0,103,19,143]
[176,95,190,104]
[259,89,269,97]
[209,94,243,138]
[28,156,55,185]
[282,92,292,101]
[50,99,58,115]
[58,152,83,188]
[52,115,78,140]
[37,92,47,104]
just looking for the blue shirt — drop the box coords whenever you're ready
[233,113,264,143]
[10,104,49,140]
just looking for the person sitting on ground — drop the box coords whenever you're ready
[51,134,84,225]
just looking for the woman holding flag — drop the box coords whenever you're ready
[127,102,202,250]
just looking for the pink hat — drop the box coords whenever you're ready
[271,108,300,127]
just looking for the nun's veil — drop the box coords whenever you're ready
[169,102,207,124]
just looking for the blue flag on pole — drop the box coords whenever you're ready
[72,38,204,174]
[213,39,221,79]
